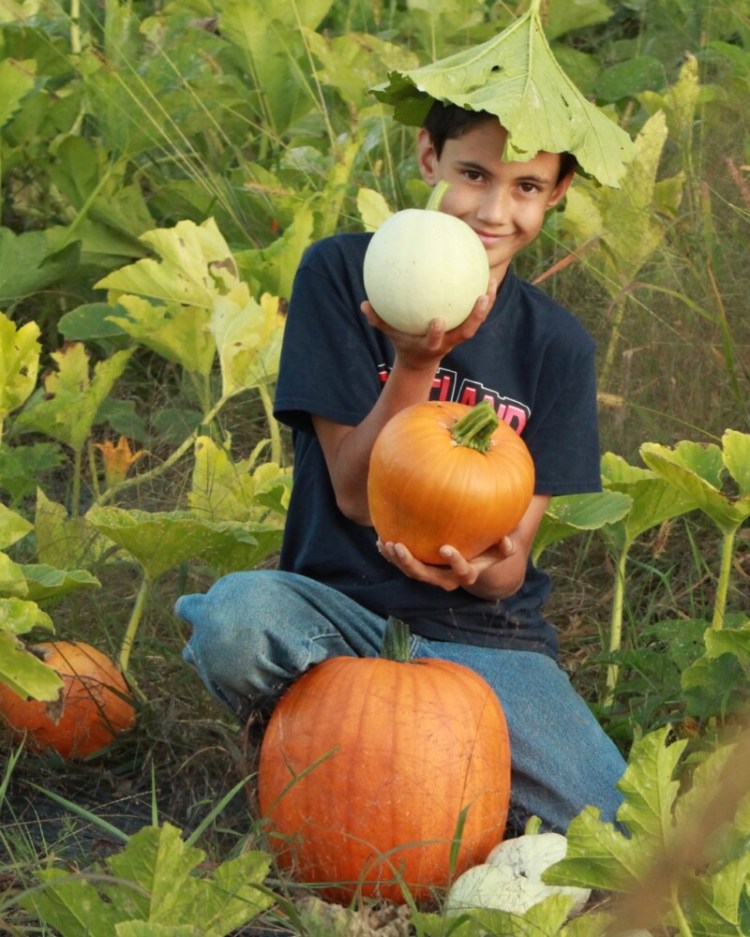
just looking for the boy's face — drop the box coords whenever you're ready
[417,118,573,283]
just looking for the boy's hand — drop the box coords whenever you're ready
[377,537,516,594]
[362,280,498,368]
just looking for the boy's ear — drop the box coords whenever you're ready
[417,128,440,184]
[547,170,575,209]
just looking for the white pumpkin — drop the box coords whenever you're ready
[363,208,490,335]
[446,831,591,918]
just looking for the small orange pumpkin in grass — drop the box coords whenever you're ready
[367,399,535,564]
[0,641,135,759]
[258,620,510,903]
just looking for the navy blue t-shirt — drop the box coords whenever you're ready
[273,232,601,659]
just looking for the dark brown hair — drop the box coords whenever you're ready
[422,100,578,184]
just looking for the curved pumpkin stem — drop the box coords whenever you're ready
[425,179,452,211]
[451,400,500,452]
[381,616,412,662]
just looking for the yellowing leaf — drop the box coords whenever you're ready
[563,110,684,292]
[357,187,394,232]
[210,286,285,398]
[0,312,40,439]
[17,343,134,453]
[109,295,215,380]
[373,1,634,187]
[96,218,238,309]
[188,435,290,523]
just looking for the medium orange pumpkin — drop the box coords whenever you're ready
[0,641,135,759]
[257,623,510,903]
[367,399,535,564]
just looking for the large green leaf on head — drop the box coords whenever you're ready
[372,0,634,187]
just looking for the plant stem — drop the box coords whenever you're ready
[711,528,737,630]
[70,0,81,55]
[71,445,83,517]
[258,382,282,465]
[119,574,151,674]
[604,543,629,706]
[450,400,499,451]
[670,882,694,937]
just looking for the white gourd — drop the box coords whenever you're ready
[363,208,490,335]
[446,831,592,918]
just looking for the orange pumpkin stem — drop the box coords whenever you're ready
[450,400,500,452]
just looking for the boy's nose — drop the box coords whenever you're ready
[478,187,512,226]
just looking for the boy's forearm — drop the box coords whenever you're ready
[460,550,530,601]
[315,357,440,525]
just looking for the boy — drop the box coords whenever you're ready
[175,100,626,834]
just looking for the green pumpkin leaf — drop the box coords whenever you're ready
[640,439,750,535]
[27,823,273,935]
[0,553,28,597]
[722,429,750,495]
[688,853,750,935]
[601,452,699,550]
[0,57,36,129]
[373,1,634,187]
[34,489,113,570]
[595,55,665,102]
[0,627,61,700]
[20,564,101,603]
[27,867,125,936]
[0,441,65,503]
[85,506,283,580]
[547,728,683,893]
[0,228,81,306]
[0,502,33,551]
[544,0,612,41]
[533,489,632,562]
[58,302,132,342]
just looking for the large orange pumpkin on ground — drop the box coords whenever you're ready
[367,399,535,565]
[0,641,135,759]
[258,623,510,903]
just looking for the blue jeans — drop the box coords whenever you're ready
[175,570,625,834]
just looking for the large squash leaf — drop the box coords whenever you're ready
[373,0,634,187]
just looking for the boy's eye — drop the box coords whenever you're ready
[519,181,541,194]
